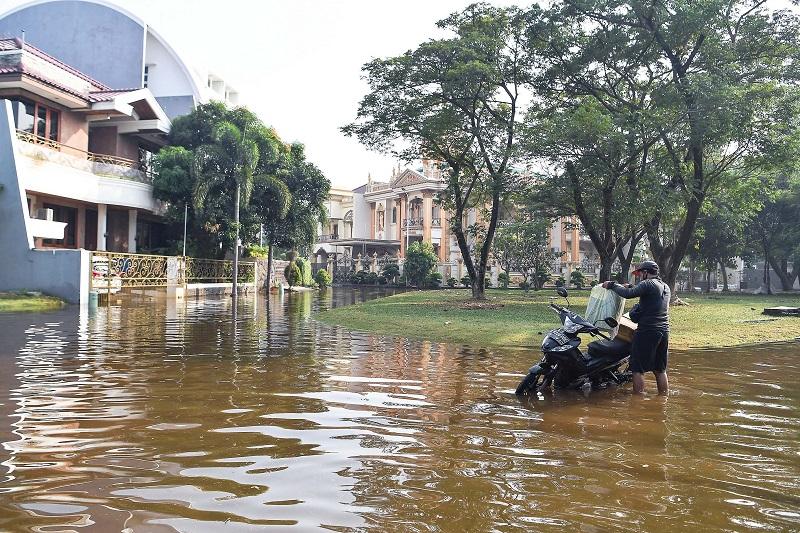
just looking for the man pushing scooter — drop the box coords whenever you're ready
[602,261,670,395]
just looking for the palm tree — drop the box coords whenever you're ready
[192,120,276,294]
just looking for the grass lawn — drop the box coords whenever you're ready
[317,289,800,349]
[0,291,65,313]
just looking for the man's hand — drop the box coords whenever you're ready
[602,281,614,289]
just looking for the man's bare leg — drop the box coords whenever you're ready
[654,372,669,396]
[632,372,645,394]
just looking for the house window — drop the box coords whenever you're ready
[10,99,59,141]
[42,203,77,247]
[392,207,397,224]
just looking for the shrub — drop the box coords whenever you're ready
[382,263,400,284]
[498,272,510,289]
[378,275,388,285]
[284,262,301,288]
[296,258,313,286]
[314,269,331,289]
[349,271,368,284]
[484,276,492,289]
[461,275,472,288]
[590,279,598,287]
[244,245,269,258]
[570,270,586,289]
[404,241,437,286]
[554,276,566,287]
[447,277,458,288]
[366,271,379,285]
[519,280,532,292]
[425,271,443,288]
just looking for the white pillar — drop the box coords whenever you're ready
[97,203,107,251]
[128,209,137,253]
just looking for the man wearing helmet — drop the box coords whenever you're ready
[602,261,670,395]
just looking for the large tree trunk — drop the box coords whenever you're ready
[767,254,795,291]
[719,260,729,292]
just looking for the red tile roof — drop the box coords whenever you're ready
[87,89,140,103]
[0,37,110,90]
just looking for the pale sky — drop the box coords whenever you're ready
[0,0,505,190]
[0,0,793,190]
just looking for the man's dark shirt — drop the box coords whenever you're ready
[609,277,670,331]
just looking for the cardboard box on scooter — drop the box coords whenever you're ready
[615,315,638,343]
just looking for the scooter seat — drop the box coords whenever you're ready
[587,338,630,358]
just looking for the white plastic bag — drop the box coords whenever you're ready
[585,285,625,331]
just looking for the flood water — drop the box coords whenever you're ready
[0,288,798,532]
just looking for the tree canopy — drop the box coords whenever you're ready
[153,103,329,260]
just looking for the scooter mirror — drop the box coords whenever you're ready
[556,287,568,298]
[604,317,619,328]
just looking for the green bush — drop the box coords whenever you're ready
[349,271,368,284]
[366,272,379,285]
[447,277,458,288]
[296,258,313,286]
[425,271,443,288]
[378,275,388,285]
[315,269,331,289]
[498,272,510,288]
[519,280,532,292]
[590,279,599,287]
[284,262,301,288]
[554,276,566,287]
[382,263,400,284]
[244,244,269,258]
[404,241,437,286]
[570,270,586,289]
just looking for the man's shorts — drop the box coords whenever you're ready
[630,329,669,373]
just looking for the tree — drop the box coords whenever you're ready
[526,98,654,282]
[546,0,800,296]
[344,3,540,299]
[404,241,438,287]
[154,103,283,258]
[491,213,561,290]
[747,176,800,292]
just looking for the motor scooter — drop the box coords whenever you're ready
[515,287,632,395]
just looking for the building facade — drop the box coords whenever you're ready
[0,0,239,119]
[314,159,600,282]
[0,36,170,253]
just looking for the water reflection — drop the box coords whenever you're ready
[0,288,798,532]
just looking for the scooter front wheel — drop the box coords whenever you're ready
[516,365,547,395]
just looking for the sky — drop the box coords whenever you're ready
[0,0,793,191]
[0,0,503,190]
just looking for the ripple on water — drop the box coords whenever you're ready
[0,289,798,532]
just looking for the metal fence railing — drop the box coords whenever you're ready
[185,258,255,284]
[89,252,255,293]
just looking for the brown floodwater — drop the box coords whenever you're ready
[0,288,798,532]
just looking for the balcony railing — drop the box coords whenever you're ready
[16,130,154,183]
[402,218,423,228]
[318,234,340,242]
[431,217,441,227]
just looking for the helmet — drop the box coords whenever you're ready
[632,260,659,275]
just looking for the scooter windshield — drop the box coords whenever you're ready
[563,316,583,334]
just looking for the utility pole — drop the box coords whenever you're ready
[232,124,248,302]
[182,203,188,257]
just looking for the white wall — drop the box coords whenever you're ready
[144,32,197,98]
[17,148,159,212]
[0,101,89,304]
[352,192,371,239]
